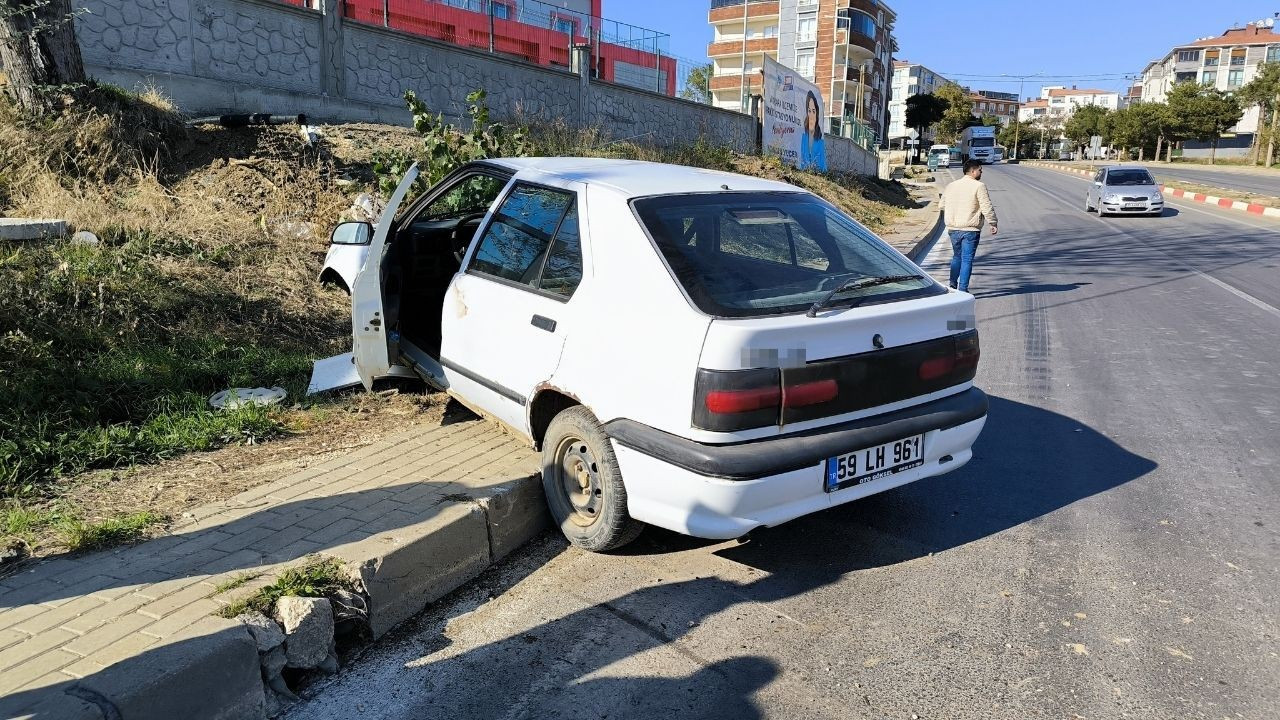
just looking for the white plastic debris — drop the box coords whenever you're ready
[209,387,288,410]
[71,230,100,247]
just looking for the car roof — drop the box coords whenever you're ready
[480,157,802,199]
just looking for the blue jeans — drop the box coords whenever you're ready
[948,230,981,291]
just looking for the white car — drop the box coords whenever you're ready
[1084,166,1164,217]
[311,158,989,551]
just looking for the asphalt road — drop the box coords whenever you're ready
[290,166,1280,720]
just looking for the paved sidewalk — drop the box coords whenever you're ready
[0,417,540,718]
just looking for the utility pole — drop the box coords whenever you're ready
[740,1,749,113]
[1002,72,1041,160]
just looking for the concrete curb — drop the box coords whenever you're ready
[1022,161,1280,219]
[0,464,549,720]
[906,198,945,264]
[328,474,549,640]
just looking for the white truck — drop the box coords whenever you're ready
[960,126,997,164]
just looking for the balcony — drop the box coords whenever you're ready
[707,37,777,57]
[709,0,779,24]
[709,73,764,92]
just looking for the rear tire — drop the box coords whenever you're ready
[541,406,644,552]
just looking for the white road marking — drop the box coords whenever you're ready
[1017,175,1280,321]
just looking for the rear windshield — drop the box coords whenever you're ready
[632,192,942,318]
[1106,169,1155,186]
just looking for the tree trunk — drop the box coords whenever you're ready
[1138,146,1144,162]
[0,0,87,115]
[1155,135,1163,162]
[1167,141,1174,163]
[1268,95,1279,168]
[1209,137,1217,165]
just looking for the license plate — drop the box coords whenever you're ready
[824,434,925,493]
[1123,202,1144,208]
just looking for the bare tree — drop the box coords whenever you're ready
[0,0,87,114]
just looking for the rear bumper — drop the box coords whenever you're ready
[604,388,989,539]
[603,387,988,481]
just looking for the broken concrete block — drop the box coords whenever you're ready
[0,218,68,240]
[237,611,285,652]
[274,596,334,669]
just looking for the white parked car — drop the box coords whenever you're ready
[311,158,989,551]
[1084,166,1164,217]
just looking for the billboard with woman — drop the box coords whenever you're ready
[761,56,827,172]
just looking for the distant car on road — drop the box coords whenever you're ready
[312,158,989,551]
[1084,166,1165,217]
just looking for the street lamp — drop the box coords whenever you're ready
[1002,72,1042,160]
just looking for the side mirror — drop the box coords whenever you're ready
[330,221,372,246]
[1094,181,1103,187]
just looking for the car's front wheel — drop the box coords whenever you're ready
[541,406,644,552]
[1083,195,1094,213]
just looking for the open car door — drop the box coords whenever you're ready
[307,165,422,395]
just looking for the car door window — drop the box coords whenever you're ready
[470,183,574,287]
[536,203,583,297]
[422,174,508,220]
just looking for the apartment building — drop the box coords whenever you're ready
[1016,86,1121,122]
[886,61,946,145]
[968,89,1020,126]
[1138,21,1280,153]
[707,0,897,141]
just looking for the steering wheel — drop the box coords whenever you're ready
[448,213,490,264]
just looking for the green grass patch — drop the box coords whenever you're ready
[213,571,263,594]
[3,501,166,553]
[55,510,166,552]
[217,557,348,618]
[0,235,320,497]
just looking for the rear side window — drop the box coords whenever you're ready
[470,183,584,298]
[633,192,941,317]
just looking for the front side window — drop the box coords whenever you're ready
[470,184,582,298]
[633,192,940,317]
[422,174,508,220]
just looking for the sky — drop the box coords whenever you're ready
[605,0,1280,97]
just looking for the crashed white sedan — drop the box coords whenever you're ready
[312,158,988,551]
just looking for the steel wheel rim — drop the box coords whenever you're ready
[554,435,602,527]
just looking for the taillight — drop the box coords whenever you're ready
[920,331,979,382]
[705,386,780,414]
[693,367,781,432]
[783,379,838,407]
[918,355,955,380]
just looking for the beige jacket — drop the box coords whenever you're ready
[939,176,998,231]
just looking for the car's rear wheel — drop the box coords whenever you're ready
[541,405,644,552]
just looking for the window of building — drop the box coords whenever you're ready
[926,72,934,84]
[1269,45,1280,63]
[763,24,778,38]
[797,16,816,42]
[1175,71,1197,83]
[551,16,576,35]
[1228,68,1244,87]
[1177,50,1201,62]
[1204,50,1220,66]
[744,59,754,74]
[1202,70,1217,85]
[1230,49,1246,65]
[491,1,511,20]
[795,50,815,78]
[798,0,816,6]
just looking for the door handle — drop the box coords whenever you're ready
[531,315,556,333]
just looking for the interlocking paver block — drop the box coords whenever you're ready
[140,598,221,640]
[63,593,152,635]
[138,580,216,620]
[0,628,77,672]
[63,612,152,657]
[12,595,106,637]
[0,648,80,694]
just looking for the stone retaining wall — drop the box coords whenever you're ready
[74,0,877,171]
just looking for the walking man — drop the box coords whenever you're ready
[939,159,998,292]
